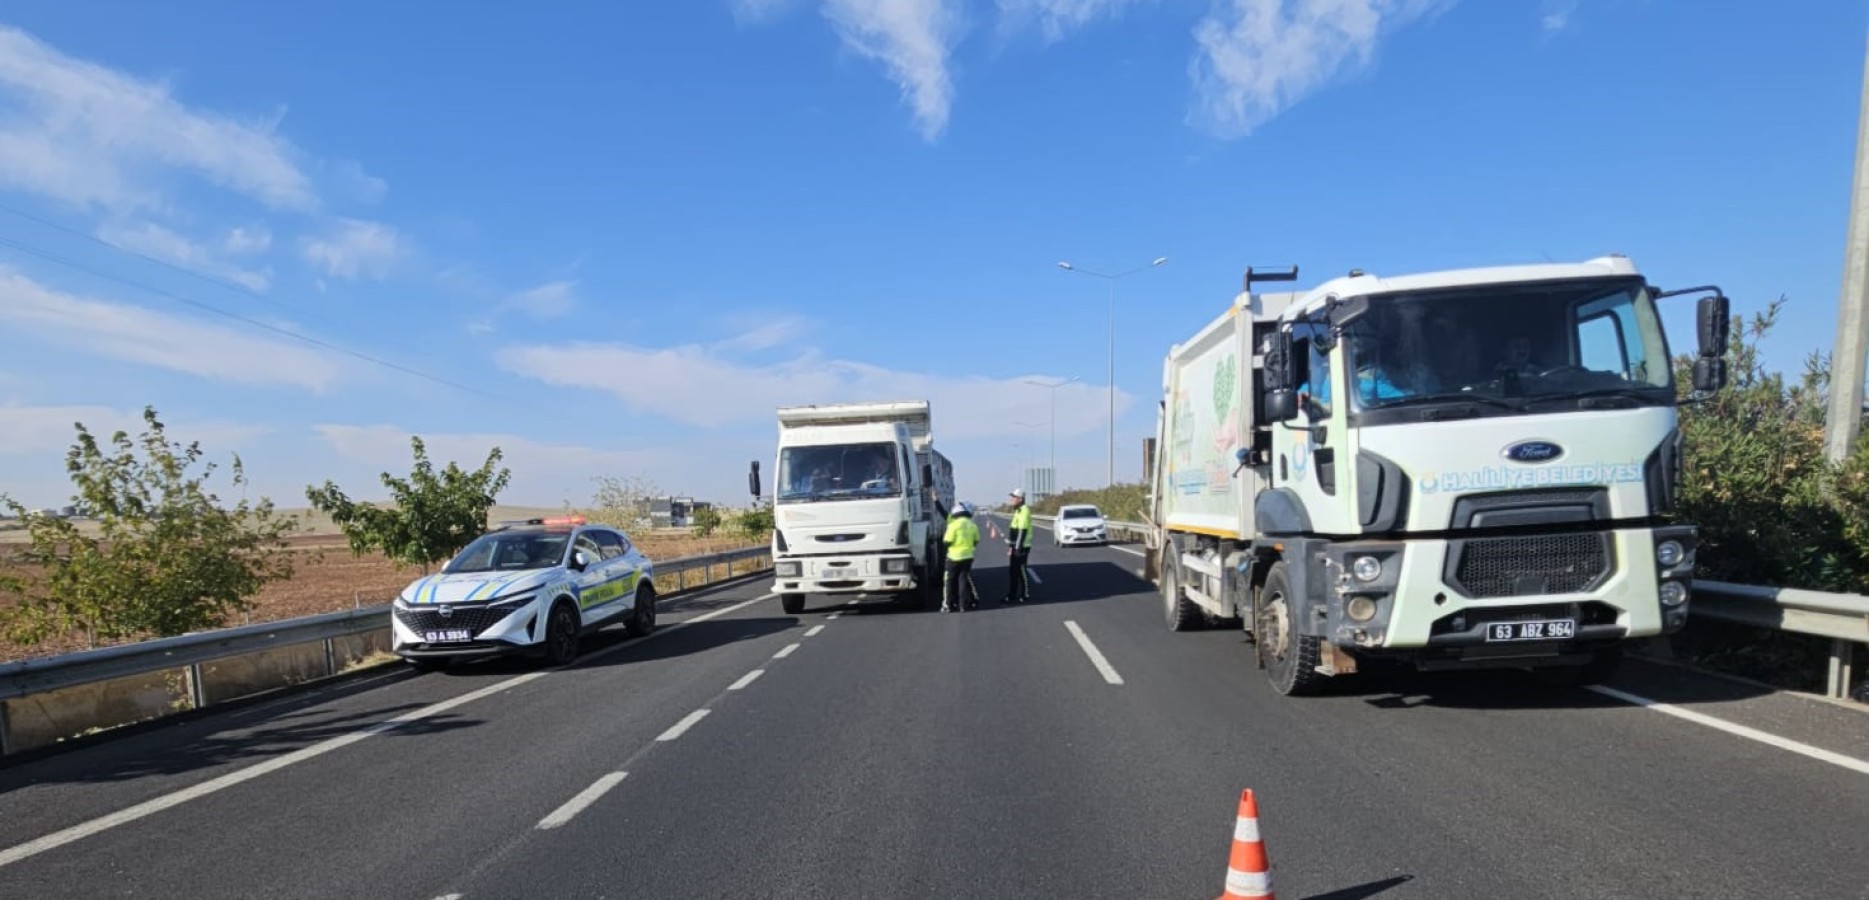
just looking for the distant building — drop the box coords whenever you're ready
[649,496,714,529]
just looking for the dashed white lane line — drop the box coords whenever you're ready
[1064,620,1125,686]
[774,643,801,659]
[1110,545,1145,558]
[657,710,711,742]
[536,772,629,830]
[1586,686,1869,776]
[728,669,765,691]
[805,625,826,637]
[827,612,843,620]
[0,589,780,871]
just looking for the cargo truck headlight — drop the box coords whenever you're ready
[776,561,802,577]
[1351,556,1382,583]
[1656,540,1685,568]
[1346,595,1379,623]
[883,558,911,574]
[1659,581,1688,607]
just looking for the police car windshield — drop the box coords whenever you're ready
[778,442,902,502]
[444,532,570,574]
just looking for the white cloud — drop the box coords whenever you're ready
[314,424,668,502]
[301,218,404,280]
[0,25,316,212]
[0,267,344,390]
[998,0,1152,41]
[496,333,1124,440]
[0,403,268,456]
[714,316,811,352]
[330,158,388,205]
[505,280,577,319]
[1189,0,1452,138]
[96,220,273,292]
[1540,0,1579,33]
[822,0,966,141]
[732,0,806,23]
[222,225,273,256]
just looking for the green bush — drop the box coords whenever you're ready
[691,505,723,537]
[1032,483,1148,522]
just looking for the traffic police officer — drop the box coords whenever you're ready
[943,502,981,613]
[1005,488,1033,604]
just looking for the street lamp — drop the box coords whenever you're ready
[1013,420,1045,497]
[1022,375,1080,498]
[1057,256,1167,487]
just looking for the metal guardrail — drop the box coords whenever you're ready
[1690,580,1866,700]
[0,544,774,756]
[1029,514,1150,542]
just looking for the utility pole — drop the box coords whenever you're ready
[1825,30,1869,465]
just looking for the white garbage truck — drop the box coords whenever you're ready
[1146,256,1729,694]
[758,401,956,615]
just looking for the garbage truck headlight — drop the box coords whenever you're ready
[1656,540,1685,568]
[1351,555,1382,583]
[1659,581,1688,607]
[776,561,801,577]
[1346,595,1379,623]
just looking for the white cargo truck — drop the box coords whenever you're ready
[1146,257,1729,694]
[758,401,956,615]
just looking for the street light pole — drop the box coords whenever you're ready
[1023,376,1080,499]
[1058,257,1167,487]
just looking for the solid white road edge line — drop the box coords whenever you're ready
[1064,620,1125,686]
[728,669,764,691]
[536,772,629,830]
[656,710,711,742]
[1586,685,1869,776]
[774,643,800,659]
[0,590,780,869]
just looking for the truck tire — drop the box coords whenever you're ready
[781,593,805,615]
[1161,549,1203,632]
[1533,647,1623,687]
[1258,562,1326,696]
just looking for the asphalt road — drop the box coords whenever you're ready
[1,521,1866,899]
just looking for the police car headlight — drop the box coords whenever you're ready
[489,592,537,612]
[393,594,414,610]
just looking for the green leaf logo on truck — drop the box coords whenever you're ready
[1213,353,1236,420]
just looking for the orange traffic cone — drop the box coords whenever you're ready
[1217,789,1274,900]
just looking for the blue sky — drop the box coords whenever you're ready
[0,0,1866,510]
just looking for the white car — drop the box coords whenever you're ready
[390,516,655,671]
[1053,504,1109,547]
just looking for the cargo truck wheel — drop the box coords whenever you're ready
[781,593,805,615]
[1162,550,1203,632]
[1258,562,1326,696]
[1533,648,1623,687]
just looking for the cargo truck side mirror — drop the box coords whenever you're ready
[1261,332,1299,422]
[748,461,762,499]
[1693,294,1730,393]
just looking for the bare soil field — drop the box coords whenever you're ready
[0,506,762,663]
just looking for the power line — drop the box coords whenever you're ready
[0,235,510,401]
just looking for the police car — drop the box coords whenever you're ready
[390,516,655,671]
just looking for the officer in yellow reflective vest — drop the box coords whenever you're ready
[942,503,981,613]
[1005,488,1034,604]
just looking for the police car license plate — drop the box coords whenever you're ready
[1484,619,1576,642]
[423,629,473,643]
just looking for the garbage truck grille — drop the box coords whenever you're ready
[1448,533,1612,599]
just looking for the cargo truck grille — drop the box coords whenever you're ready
[1446,533,1612,599]
[395,606,511,634]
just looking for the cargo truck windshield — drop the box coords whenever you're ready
[1336,279,1673,421]
[778,442,903,503]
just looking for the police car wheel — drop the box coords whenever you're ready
[626,585,657,637]
[544,602,580,665]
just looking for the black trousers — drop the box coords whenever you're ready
[944,557,977,609]
[1007,548,1031,601]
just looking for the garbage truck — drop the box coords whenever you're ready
[757,400,956,614]
[1145,256,1729,694]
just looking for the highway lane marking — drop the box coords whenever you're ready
[1587,686,1869,776]
[0,589,780,870]
[805,625,826,637]
[656,710,710,742]
[774,643,801,659]
[1064,621,1126,686]
[728,669,765,691]
[1026,567,1044,585]
[827,612,843,620]
[536,772,629,830]
[1110,545,1145,558]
